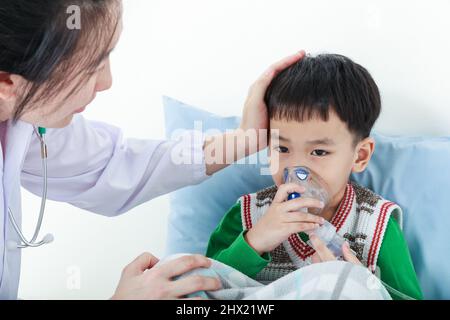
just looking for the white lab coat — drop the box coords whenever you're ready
[0,115,209,299]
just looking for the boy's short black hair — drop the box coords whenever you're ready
[264,54,381,141]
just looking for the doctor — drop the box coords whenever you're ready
[0,0,305,299]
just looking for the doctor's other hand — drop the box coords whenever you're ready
[111,253,221,300]
[239,50,306,151]
[308,234,362,265]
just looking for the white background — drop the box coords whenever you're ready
[18,0,450,299]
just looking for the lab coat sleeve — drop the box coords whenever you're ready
[20,115,209,216]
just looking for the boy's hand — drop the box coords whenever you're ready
[245,183,325,256]
[309,234,362,265]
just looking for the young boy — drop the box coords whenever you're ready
[206,54,423,300]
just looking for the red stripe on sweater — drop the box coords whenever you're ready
[367,202,394,268]
[335,185,355,231]
[330,184,352,230]
[243,195,252,229]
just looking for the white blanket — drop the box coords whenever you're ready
[158,254,391,300]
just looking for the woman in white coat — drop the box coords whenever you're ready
[0,0,306,299]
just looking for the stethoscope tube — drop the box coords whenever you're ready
[6,127,54,250]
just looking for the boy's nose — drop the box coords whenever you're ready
[285,159,309,169]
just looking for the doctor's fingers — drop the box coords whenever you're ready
[246,51,304,116]
[273,183,306,203]
[123,252,160,276]
[169,275,222,298]
[155,254,212,279]
[258,51,306,85]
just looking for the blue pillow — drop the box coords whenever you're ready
[349,133,450,299]
[163,96,450,299]
[163,96,273,255]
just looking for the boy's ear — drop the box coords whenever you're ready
[352,137,375,173]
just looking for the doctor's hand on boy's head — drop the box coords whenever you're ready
[309,234,362,266]
[244,183,325,256]
[111,253,221,300]
[239,50,306,151]
[204,51,306,176]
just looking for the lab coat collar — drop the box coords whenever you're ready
[3,120,34,206]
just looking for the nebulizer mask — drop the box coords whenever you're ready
[283,166,346,258]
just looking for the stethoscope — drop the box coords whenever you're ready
[6,126,54,250]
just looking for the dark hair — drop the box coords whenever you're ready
[0,0,121,121]
[264,54,381,141]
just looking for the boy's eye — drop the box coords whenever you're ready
[274,146,289,153]
[311,149,329,157]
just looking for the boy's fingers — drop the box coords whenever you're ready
[287,222,321,234]
[273,183,306,203]
[311,253,322,264]
[283,197,325,213]
[284,211,324,224]
[342,242,362,265]
[308,234,335,262]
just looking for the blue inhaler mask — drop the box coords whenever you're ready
[283,166,345,258]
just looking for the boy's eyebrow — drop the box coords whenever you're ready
[306,138,336,146]
[270,132,291,142]
[270,133,335,145]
